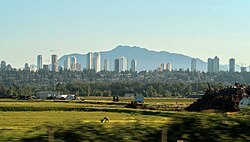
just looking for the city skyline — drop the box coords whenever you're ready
[1,1,250,67]
[0,46,246,69]
[0,46,245,72]
[0,52,245,73]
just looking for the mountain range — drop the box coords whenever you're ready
[58,45,240,72]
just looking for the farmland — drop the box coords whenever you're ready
[0,98,249,142]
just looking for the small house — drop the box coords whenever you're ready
[240,97,250,107]
[135,94,144,103]
[65,95,76,100]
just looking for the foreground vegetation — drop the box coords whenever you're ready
[0,99,249,141]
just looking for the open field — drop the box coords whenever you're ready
[0,97,196,111]
[0,98,249,141]
[0,111,170,141]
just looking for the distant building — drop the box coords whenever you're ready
[24,63,30,71]
[114,59,119,73]
[71,56,77,71]
[166,63,172,72]
[51,55,58,72]
[37,55,43,70]
[104,59,109,71]
[65,95,76,100]
[214,56,220,73]
[30,65,37,72]
[191,58,196,72]
[76,63,81,71]
[64,56,71,70]
[1,60,6,69]
[93,52,101,72]
[86,52,101,72]
[119,56,128,72]
[160,63,167,71]
[207,58,214,73]
[6,64,12,71]
[131,59,137,72]
[229,58,235,73]
[43,65,50,71]
[86,52,93,70]
[135,94,144,103]
[208,56,219,73]
[241,67,247,73]
[240,96,250,106]
[160,63,172,72]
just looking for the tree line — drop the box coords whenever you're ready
[0,81,227,98]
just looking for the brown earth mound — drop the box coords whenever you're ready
[185,84,248,112]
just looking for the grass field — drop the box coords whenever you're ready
[0,111,171,141]
[0,98,249,142]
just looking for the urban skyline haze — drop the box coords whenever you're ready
[1,0,250,67]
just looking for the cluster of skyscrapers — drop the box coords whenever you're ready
[64,56,81,71]
[207,56,220,73]
[36,54,59,72]
[191,57,237,73]
[113,57,137,73]
[35,52,137,73]
[0,54,248,73]
[159,63,172,72]
[86,52,101,72]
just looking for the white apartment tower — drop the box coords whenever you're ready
[166,63,172,72]
[64,56,71,70]
[93,52,101,72]
[71,56,77,71]
[119,56,128,72]
[160,63,167,71]
[86,52,93,70]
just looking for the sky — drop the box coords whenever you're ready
[1,0,250,68]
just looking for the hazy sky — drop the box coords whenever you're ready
[1,0,250,68]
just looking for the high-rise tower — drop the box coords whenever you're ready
[119,56,128,72]
[1,60,6,69]
[104,59,109,71]
[214,56,220,73]
[166,63,172,72]
[51,55,58,72]
[229,58,235,73]
[37,55,43,70]
[71,56,77,71]
[191,58,196,72]
[114,59,119,73]
[131,59,137,72]
[207,58,214,73]
[86,52,93,70]
[93,52,101,72]
[64,56,71,70]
